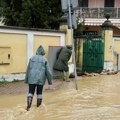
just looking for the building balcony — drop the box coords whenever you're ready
[76,7,120,28]
[76,7,120,19]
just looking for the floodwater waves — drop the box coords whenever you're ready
[0,72,120,120]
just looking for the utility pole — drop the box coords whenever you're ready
[61,0,78,90]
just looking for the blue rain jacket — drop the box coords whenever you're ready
[25,45,52,85]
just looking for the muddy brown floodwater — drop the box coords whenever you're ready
[0,73,120,120]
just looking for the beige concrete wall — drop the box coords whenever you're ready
[104,30,113,61]
[66,29,72,45]
[113,38,120,69]
[0,33,27,74]
[75,39,83,71]
[0,27,66,74]
[34,35,60,58]
[59,24,72,45]
[114,40,120,53]
[103,31,120,71]
[1,26,119,74]
[102,29,114,71]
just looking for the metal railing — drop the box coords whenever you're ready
[76,7,120,19]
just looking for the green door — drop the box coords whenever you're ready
[82,40,104,73]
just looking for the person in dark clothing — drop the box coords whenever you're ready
[53,45,72,81]
[25,45,52,111]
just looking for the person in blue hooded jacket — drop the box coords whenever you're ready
[25,45,52,111]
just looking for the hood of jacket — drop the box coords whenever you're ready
[36,45,45,55]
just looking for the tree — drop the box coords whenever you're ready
[1,0,62,29]
[1,0,23,26]
[19,0,47,28]
[0,0,6,17]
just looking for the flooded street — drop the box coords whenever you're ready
[0,73,120,120]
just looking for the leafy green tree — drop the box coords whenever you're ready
[1,0,62,29]
[0,0,6,17]
[19,0,46,28]
[1,0,22,26]
[74,23,85,36]
[45,0,62,29]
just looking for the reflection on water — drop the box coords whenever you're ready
[0,73,120,120]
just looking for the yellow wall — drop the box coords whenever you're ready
[0,33,27,74]
[1,26,119,74]
[114,39,120,66]
[0,28,66,74]
[104,30,113,61]
[34,35,60,58]
[114,40,120,53]
[66,29,72,45]
[75,38,83,71]
[59,24,72,45]
[59,23,72,63]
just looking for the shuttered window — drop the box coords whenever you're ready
[104,0,114,7]
[79,0,88,7]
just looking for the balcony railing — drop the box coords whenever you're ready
[76,7,120,19]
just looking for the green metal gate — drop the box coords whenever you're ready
[74,32,104,73]
[82,35,104,73]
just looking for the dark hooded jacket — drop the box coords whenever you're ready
[25,45,52,85]
[53,45,72,72]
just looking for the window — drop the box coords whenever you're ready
[79,0,88,7]
[104,0,114,7]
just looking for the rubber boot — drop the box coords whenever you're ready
[66,72,70,82]
[26,96,33,111]
[60,71,65,81]
[37,98,42,107]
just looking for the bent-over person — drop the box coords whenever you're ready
[53,45,72,82]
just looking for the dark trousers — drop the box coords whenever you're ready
[28,84,43,96]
